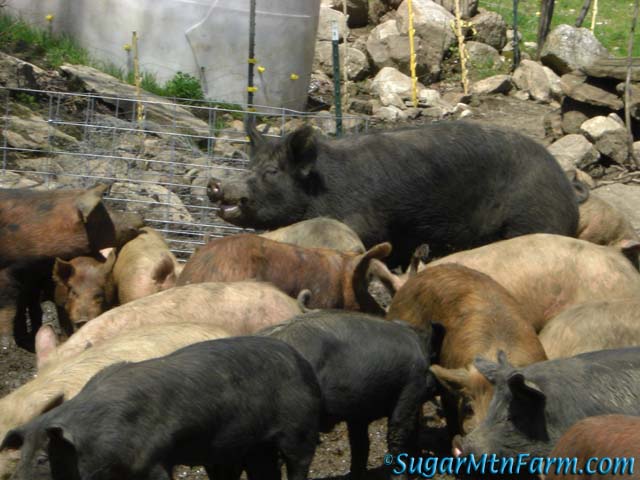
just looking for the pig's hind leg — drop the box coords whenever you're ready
[347,420,370,479]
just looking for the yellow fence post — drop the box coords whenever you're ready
[590,0,598,32]
[407,0,418,107]
[453,0,469,95]
[132,31,144,126]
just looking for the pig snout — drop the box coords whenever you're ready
[452,435,464,457]
[207,178,225,203]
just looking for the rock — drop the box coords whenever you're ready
[2,103,77,151]
[470,74,512,95]
[418,88,442,107]
[308,70,335,109]
[366,20,438,80]
[431,0,478,18]
[562,109,590,135]
[580,115,630,164]
[380,92,406,109]
[317,7,347,42]
[542,66,562,99]
[60,64,210,139]
[0,171,41,189]
[110,182,193,225]
[374,105,405,121]
[314,42,369,81]
[0,52,49,89]
[368,0,403,24]
[574,168,596,189]
[617,82,640,121]
[592,183,640,234]
[511,90,530,101]
[543,109,564,141]
[470,11,507,51]
[466,41,503,69]
[548,134,600,170]
[559,72,624,111]
[370,67,425,99]
[328,0,369,27]
[540,24,608,75]
[512,59,553,103]
[396,0,456,78]
[635,141,640,160]
[442,91,471,105]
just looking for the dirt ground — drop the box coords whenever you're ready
[0,96,560,479]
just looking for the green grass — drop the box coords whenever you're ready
[486,0,639,57]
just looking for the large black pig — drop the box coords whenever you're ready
[454,348,640,459]
[261,311,436,480]
[1,336,321,480]
[208,121,580,267]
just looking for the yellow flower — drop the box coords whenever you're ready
[290,73,299,80]
[45,14,54,22]
[123,44,132,52]
[257,65,266,73]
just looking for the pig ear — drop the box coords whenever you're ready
[76,184,108,223]
[473,356,501,385]
[285,126,318,179]
[53,258,75,285]
[619,239,640,256]
[36,324,59,369]
[408,244,430,276]
[153,255,177,290]
[40,393,65,415]
[367,259,403,294]
[507,372,545,402]
[247,120,266,148]
[0,429,24,451]
[430,365,471,394]
[102,248,117,272]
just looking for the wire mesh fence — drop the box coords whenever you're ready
[0,86,369,260]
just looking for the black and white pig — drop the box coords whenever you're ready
[0,336,321,480]
[454,348,640,459]
[208,121,580,267]
[261,310,436,479]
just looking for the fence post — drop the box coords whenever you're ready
[407,0,419,106]
[511,0,521,71]
[246,0,257,110]
[452,0,469,95]
[536,0,554,59]
[332,21,343,137]
[590,0,598,32]
[575,0,592,27]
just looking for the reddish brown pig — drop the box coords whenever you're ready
[387,264,547,436]
[112,227,180,304]
[177,234,394,313]
[428,234,640,331]
[540,300,640,359]
[260,217,366,253]
[52,251,117,329]
[544,415,640,480]
[0,322,230,480]
[38,281,303,369]
[0,184,143,349]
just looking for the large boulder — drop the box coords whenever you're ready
[396,0,456,79]
[540,24,608,75]
[0,52,49,89]
[370,67,425,99]
[580,115,630,164]
[466,41,503,69]
[548,134,600,171]
[314,42,369,80]
[2,104,77,151]
[470,11,507,51]
[560,72,624,111]
[366,20,437,79]
[317,7,348,42]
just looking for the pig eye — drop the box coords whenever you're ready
[36,453,49,465]
[263,166,278,177]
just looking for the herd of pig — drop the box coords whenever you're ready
[1,120,640,480]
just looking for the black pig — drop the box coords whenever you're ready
[1,336,321,480]
[261,311,436,479]
[454,348,640,460]
[208,121,580,267]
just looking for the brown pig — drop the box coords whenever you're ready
[259,217,366,253]
[387,264,547,436]
[545,415,640,480]
[0,184,143,348]
[112,227,180,305]
[38,281,303,369]
[428,234,640,331]
[540,300,640,360]
[0,322,230,480]
[177,233,395,313]
[52,251,117,329]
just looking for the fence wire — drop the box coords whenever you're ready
[0,87,369,259]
